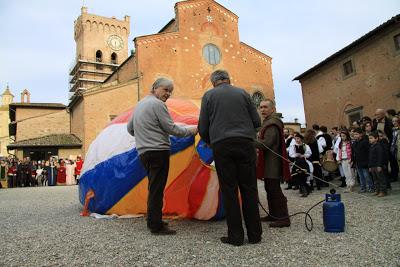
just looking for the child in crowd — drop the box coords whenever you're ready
[289,133,313,197]
[368,131,387,197]
[352,128,374,193]
[304,129,323,190]
[336,131,355,192]
[363,122,373,136]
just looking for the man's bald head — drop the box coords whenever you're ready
[375,108,385,120]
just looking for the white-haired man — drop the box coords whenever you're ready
[127,77,198,235]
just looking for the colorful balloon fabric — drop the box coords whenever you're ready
[79,98,224,220]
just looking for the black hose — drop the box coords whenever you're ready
[258,199,325,232]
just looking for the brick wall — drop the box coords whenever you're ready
[71,99,85,143]
[16,107,64,122]
[82,80,138,154]
[58,148,82,159]
[16,109,70,141]
[299,26,400,128]
[135,1,274,101]
[106,55,138,84]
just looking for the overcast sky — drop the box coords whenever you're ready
[0,0,399,123]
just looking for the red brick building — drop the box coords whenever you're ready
[294,15,400,128]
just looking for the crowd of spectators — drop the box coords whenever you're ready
[0,156,84,188]
[284,108,399,198]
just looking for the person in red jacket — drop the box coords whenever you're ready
[7,162,17,188]
[57,160,66,185]
[75,156,84,185]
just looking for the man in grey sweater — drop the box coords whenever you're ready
[127,77,197,235]
[198,70,262,246]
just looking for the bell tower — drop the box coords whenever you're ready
[69,7,130,97]
[1,85,14,106]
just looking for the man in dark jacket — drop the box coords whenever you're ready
[373,109,393,142]
[198,70,262,246]
[373,108,398,181]
[352,128,373,193]
[255,100,291,227]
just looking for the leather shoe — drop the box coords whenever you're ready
[150,225,176,235]
[269,219,291,228]
[261,215,277,222]
[220,237,243,246]
[248,237,261,244]
[147,221,168,229]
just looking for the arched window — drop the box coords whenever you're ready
[203,43,221,65]
[251,91,265,108]
[96,50,102,62]
[111,52,117,64]
[96,50,103,70]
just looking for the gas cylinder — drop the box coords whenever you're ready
[323,189,345,233]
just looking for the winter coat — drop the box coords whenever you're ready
[352,135,370,168]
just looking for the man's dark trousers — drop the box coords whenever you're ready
[213,138,262,243]
[140,150,170,231]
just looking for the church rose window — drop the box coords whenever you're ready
[203,44,221,65]
[251,91,265,108]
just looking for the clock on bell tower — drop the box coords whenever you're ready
[69,6,130,96]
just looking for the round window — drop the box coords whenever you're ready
[203,44,221,65]
[252,91,265,108]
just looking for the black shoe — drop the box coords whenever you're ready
[269,219,291,228]
[220,237,243,246]
[293,186,299,190]
[248,237,261,244]
[150,226,176,235]
[284,186,292,190]
[147,221,169,229]
[261,215,277,222]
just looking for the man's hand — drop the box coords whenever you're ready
[377,166,382,172]
[188,126,198,136]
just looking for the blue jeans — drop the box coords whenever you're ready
[356,167,373,190]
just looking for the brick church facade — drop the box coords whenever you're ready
[70,0,275,154]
